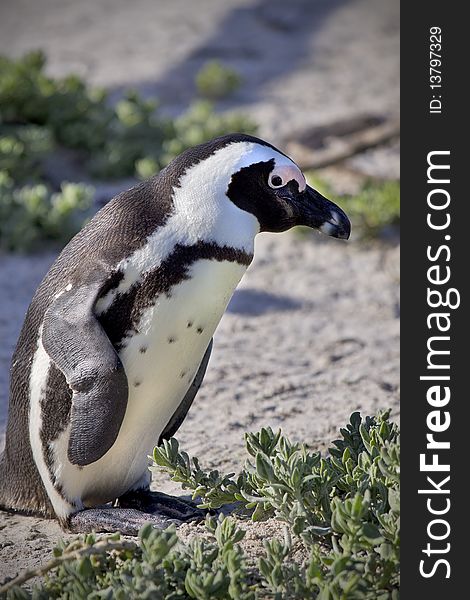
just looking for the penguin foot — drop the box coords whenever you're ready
[117,489,206,522]
[68,507,183,535]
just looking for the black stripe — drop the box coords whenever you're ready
[40,364,74,490]
[99,241,252,348]
[40,365,72,451]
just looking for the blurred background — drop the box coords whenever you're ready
[0,0,399,472]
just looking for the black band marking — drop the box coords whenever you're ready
[99,241,252,348]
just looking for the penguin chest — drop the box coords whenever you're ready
[117,257,246,447]
[58,258,246,505]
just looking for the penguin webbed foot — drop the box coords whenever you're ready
[67,507,183,536]
[117,489,206,523]
[67,491,206,535]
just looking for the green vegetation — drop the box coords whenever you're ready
[0,173,93,252]
[196,61,242,99]
[0,51,254,180]
[344,180,400,238]
[306,174,400,240]
[0,125,53,183]
[0,51,399,251]
[4,411,400,599]
[0,51,255,251]
[154,410,400,597]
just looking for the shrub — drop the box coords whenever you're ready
[0,52,257,251]
[159,100,257,168]
[0,125,53,183]
[196,61,241,100]
[343,180,400,238]
[0,51,255,184]
[0,51,110,148]
[0,173,93,252]
[4,411,400,598]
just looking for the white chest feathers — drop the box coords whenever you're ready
[50,258,247,509]
[118,257,245,447]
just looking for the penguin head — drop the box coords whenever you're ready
[165,133,350,241]
[222,134,351,238]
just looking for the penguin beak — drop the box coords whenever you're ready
[295,185,351,240]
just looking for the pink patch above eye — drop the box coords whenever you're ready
[270,164,306,191]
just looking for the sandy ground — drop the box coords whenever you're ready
[0,0,399,587]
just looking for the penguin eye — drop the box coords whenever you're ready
[269,175,284,188]
[268,164,307,192]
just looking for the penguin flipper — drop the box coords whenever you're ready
[158,339,213,444]
[42,274,129,467]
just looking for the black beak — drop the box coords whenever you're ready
[296,185,351,240]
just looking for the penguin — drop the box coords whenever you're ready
[0,133,350,534]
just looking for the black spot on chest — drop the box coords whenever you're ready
[98,241,252,349]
